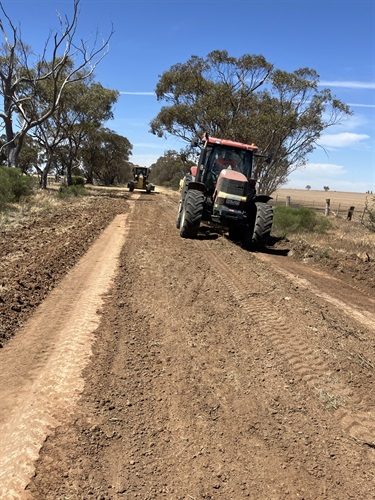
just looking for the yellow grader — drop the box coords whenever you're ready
[127,166,155,194]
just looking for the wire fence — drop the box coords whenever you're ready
[270,194,372,223]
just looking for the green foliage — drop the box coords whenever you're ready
[149,150,195,189]
[273,205,331,236]
[31,73,120,188]
[366,196,375,232]
[0,166,35,209]
[58,184,87,198]
[151,50,351,194]
[72,175,86,186]
[80,127,132,185]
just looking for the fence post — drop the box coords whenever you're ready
[360,196,368,224]
[347,206,355,221]
[325,199,331,216]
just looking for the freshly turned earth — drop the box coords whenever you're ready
[0,187,374,499]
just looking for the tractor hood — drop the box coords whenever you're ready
[218,169,247,183]
[212,169,249,224]
[215,169,248,196]
[213,168,249,204]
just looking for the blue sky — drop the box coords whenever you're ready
[2,0,375,192]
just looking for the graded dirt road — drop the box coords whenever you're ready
[0,188,374,499]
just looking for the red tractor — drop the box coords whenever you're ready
[176,133,273,250]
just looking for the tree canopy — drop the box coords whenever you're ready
[150,50,351,194]
[0,0,113,169]
[30,66,119,187]
[149,150,195,190]
[80,127,132,186]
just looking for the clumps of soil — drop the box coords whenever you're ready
[270,211,375,293]
[0,195,129,347]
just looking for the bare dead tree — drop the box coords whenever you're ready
[0,0,114,168]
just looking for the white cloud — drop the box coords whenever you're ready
[348,103,375,108]
[286,163,354,191]
[319,80,375,89]
[317,132,370,148]
[301,163,345,175]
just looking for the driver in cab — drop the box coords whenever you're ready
[215,151,237,170]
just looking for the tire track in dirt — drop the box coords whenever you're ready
[199,239,375,451]
[108,197,324,498]
[164,187,375,450]
[167,195,375,488]
[26,189,375,499]
[0,199,137,499]
[254,252,375,449]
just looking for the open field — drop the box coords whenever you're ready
[272,188,372,215]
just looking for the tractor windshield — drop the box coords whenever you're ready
[133,167,148,177]
[203,146,253,187]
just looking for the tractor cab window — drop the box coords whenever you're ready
[203,146,254,195]
[205,147,253,179]
[214,150,237,171]
[134,167,147,177]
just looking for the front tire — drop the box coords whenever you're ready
[176,174,193,228]
[243,202,273,250]
[129,181,135,192]
[179,189,204,238]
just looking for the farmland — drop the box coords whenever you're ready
[0,186,374,499]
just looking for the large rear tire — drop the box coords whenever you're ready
[129,181,135,192]
[176,174,193,228]
[243,202,273,250]
[179,189,204,238]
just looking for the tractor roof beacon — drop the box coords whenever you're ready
[176,133,273,251]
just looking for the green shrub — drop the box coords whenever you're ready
[273,205,331,236]
[72,175,86,186]
[0,167,12,207]
[58,184,87,198]
[0,165,35,209]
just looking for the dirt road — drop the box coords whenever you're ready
[1,188,374,499]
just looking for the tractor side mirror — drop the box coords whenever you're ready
[191,136,199,148]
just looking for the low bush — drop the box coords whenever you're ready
[72,175,86,186]
[0,165,36,209]
[273,205,331,236]
[58,184,87,198]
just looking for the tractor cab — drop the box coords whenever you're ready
[201,143,256,196]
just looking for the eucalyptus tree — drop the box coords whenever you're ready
[150,50,351,194]
[149,150,195,189]
[80,127,132,186]
[0,0,113,169]
[30,64,119,188]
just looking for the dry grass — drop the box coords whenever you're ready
[272,189,375,259]
[272,188,371,214]
[0,190,87,230]
[1,186,374,260]
[304,217,375,258]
